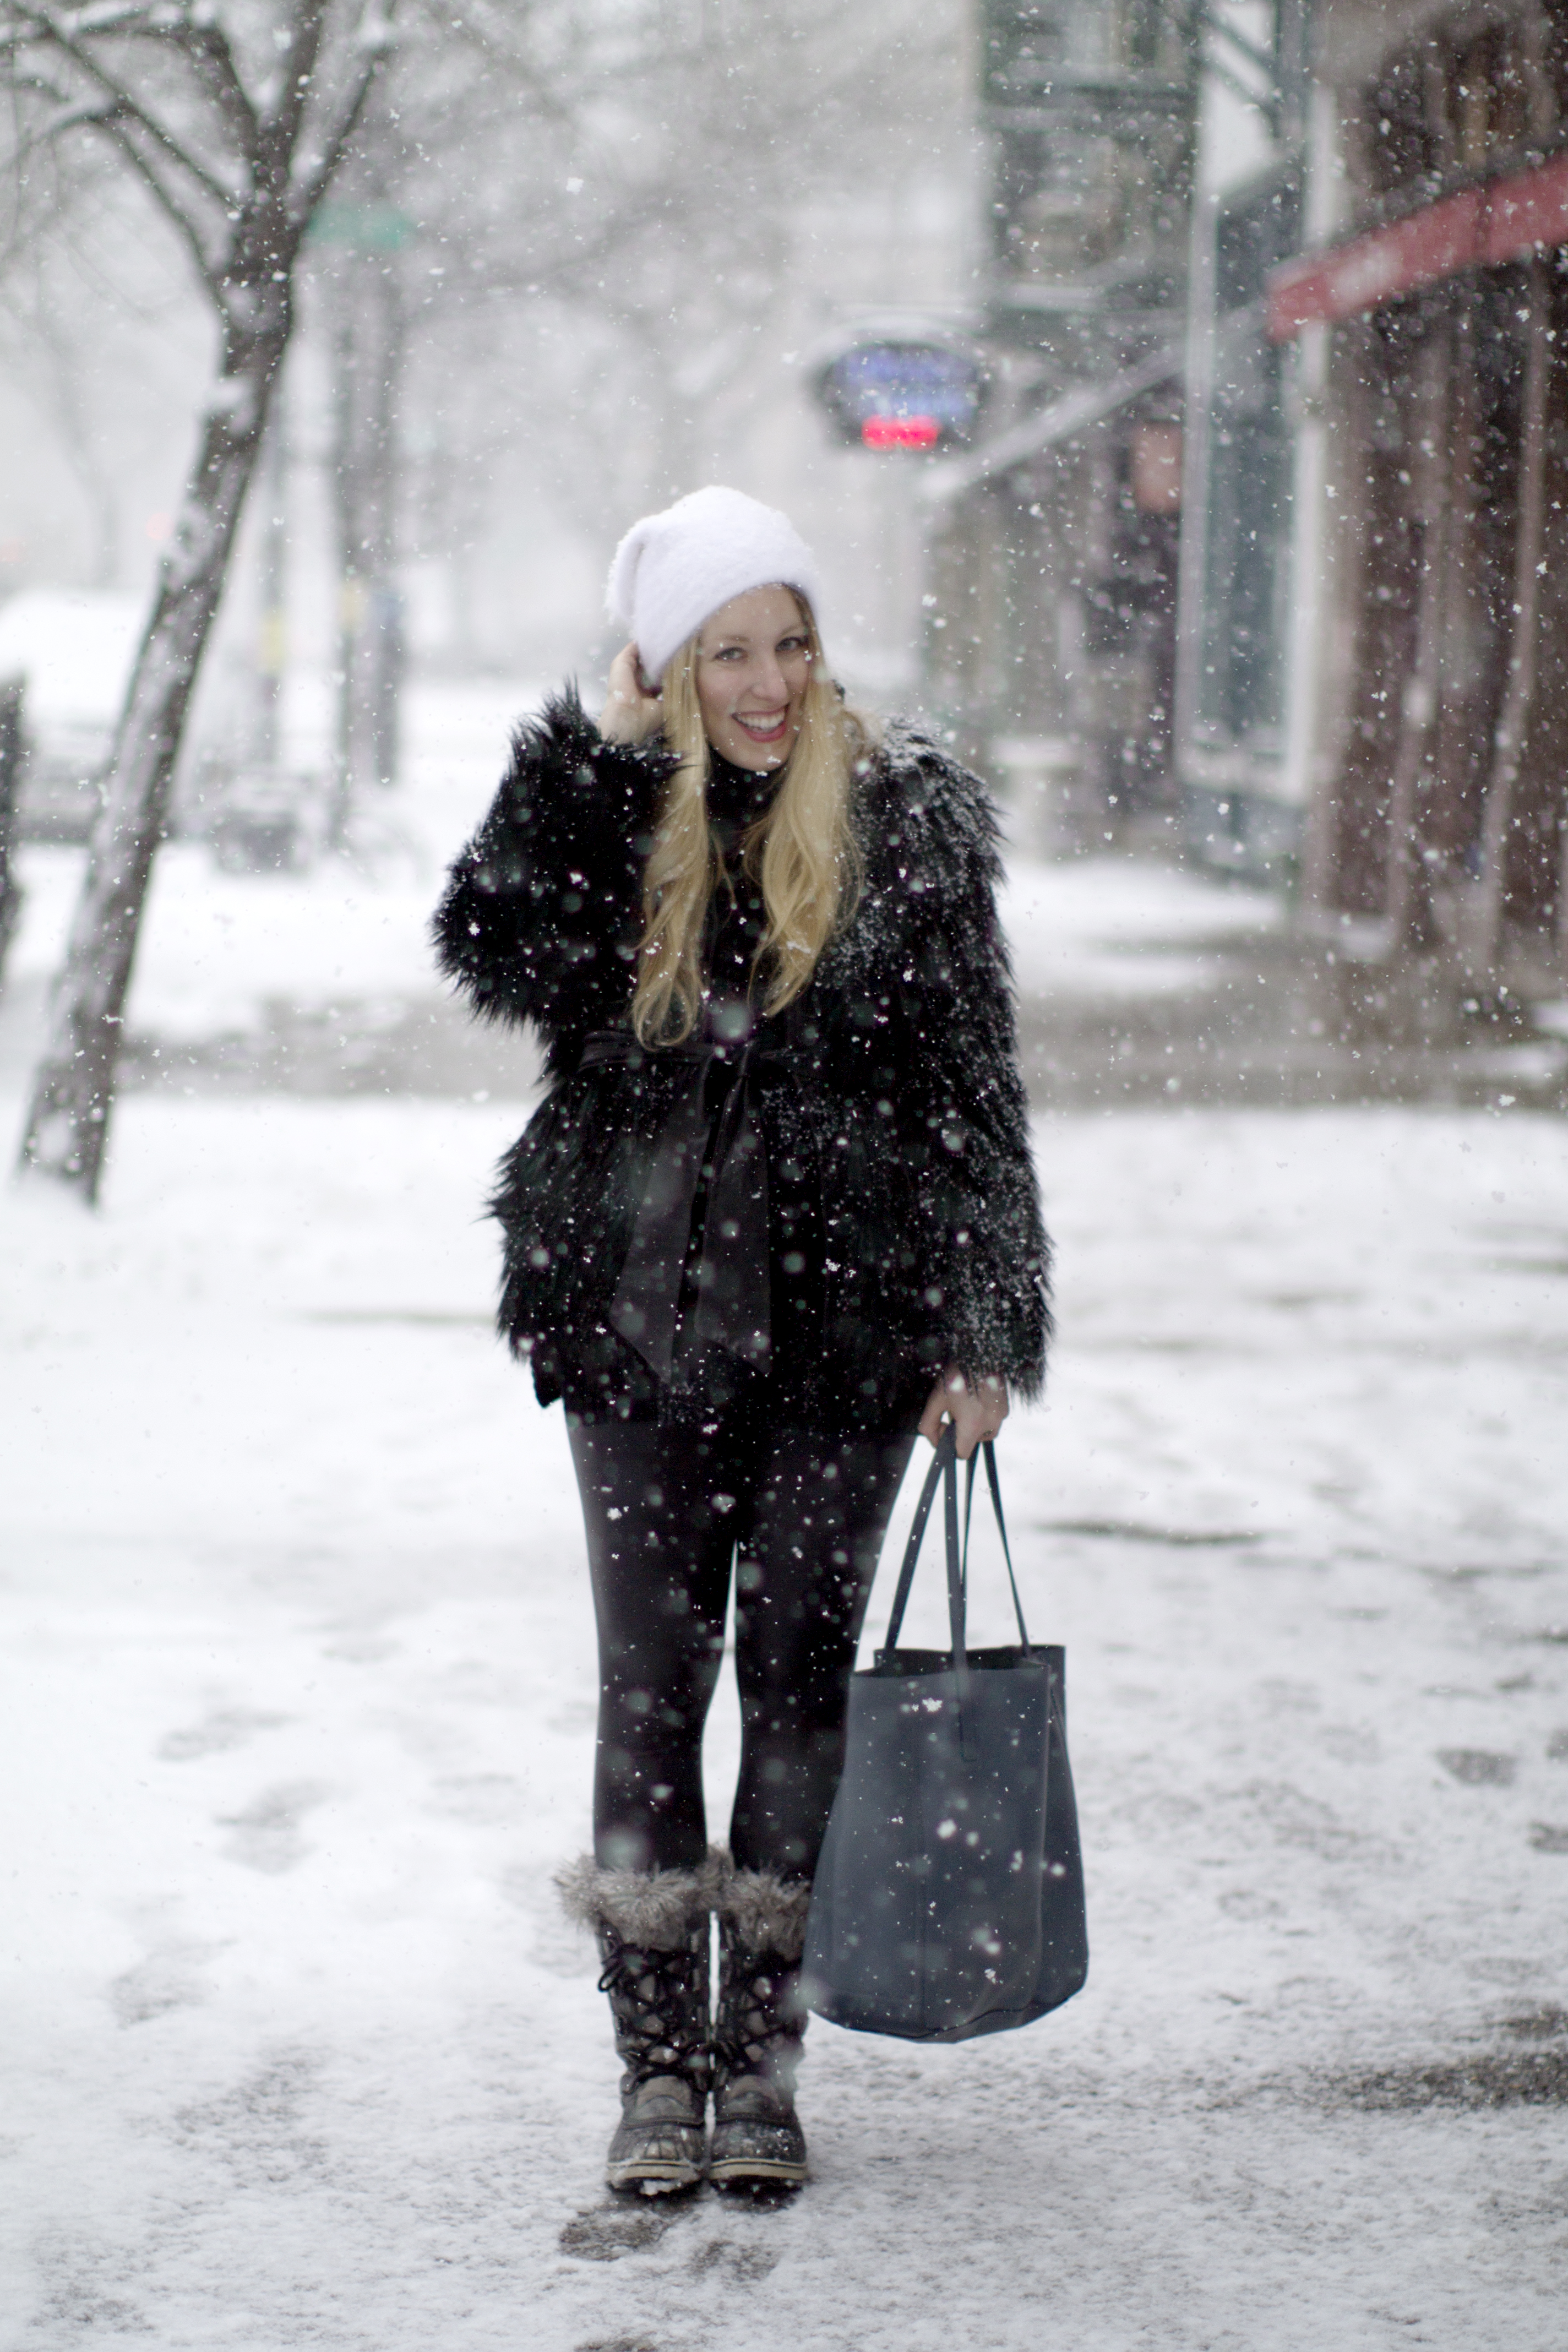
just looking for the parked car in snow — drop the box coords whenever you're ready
[0,589,143,842]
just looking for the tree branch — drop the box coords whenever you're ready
[1,80,115,164]
[90,106,219,285]
[0,50,212,280]
[288,35,388,226]
[8,2,237,209]
[180,15,260,165]
[53,0,265,164]
[42,3,157,33]
[1,3,171,50]
[268,0,328,150]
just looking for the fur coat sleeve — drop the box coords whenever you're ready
[431,688,674,1075]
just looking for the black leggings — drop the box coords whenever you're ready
[568,1417,915,1881]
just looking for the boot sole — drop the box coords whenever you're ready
[709,2155,808,2187]
[607,2158,703,2195]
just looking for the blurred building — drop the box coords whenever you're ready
[921,0,1200,847]
[1171,36,1306,881]
[1273,0,1568,994]
[919,0,1567,998]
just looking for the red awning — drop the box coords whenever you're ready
[1267,150,1568,341]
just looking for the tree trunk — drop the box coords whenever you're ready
[329,225,406,845]
[18,319,286,1201]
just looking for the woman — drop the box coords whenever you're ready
[434,486,1048,2195]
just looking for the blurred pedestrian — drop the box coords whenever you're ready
[434,486,1048,2193]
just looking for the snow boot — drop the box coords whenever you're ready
[557,1854,720,2197]
[709,1866,812,2189]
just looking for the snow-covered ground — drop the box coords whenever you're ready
[999,856,1280,1001]
[3,684,1566,2345]
[3,1088,1565,2350]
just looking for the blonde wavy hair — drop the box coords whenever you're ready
[630,596,871,1046]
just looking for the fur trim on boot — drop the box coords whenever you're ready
[554,1849,727,1951]
[712,1863,813,1963]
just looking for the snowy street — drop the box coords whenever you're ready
[3,695,1567,2349]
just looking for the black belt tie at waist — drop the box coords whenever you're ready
[578,1027,787,1381]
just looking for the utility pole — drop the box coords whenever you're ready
[312,186,411,846]
[252,396,290,774]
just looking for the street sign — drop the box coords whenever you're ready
[812,339,988,451]
[307,203,415,252]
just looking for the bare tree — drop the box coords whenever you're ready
[2,1,394,1200]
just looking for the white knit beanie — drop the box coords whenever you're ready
[605,485,824,685]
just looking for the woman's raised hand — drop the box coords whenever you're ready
[598,643,664,744]
[919,1366,1010,1461]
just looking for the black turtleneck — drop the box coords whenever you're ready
[702,753,783,1032]
[656,748,820,1423]
[706,749,782,835]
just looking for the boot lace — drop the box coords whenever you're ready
[713,1932,801,2085]
[598,1935,709,2083]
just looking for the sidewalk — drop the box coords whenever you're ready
[3,1084,1565,2349]
[2,692,1565,2347]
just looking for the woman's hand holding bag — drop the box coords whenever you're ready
[918,1366,1009,1457]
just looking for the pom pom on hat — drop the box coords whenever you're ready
[606,485,824,685]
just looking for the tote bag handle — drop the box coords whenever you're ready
[879,1430,1034,1761]
[961,1442,1032,1652]
[881,1422,957,1657]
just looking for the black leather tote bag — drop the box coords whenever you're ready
[802,1426,1087,2043]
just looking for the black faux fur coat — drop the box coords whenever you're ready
[433,690,1049,1427]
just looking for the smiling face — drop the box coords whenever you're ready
[692,585,814,771]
